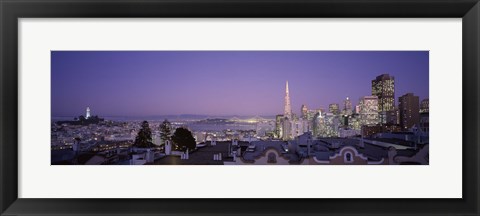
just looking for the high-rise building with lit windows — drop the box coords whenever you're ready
[399,93,420,130]
[312,111,324,137]
[275,115,284,138]
[343,97,352,115]
[329,103,340,115]
[372,74,395,112]
[322,113,340,137]
[359,96,380,126]
[306,110,317,121]
[284,81,292,118]
[282,116,293,141]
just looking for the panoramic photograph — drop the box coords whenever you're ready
[51,51,429,165]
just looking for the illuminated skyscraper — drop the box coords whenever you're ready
[322,113,340,137]
[343,97,352,115]
[282,116,293,141]
[372,74,395,112]
[312,111,324,137]
[329,103,340,115]
[86,107,91,119]
[275,114,284,138]
[359,96,379,126]
[284,81,292,118]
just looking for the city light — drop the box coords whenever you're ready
[51,51,429,165]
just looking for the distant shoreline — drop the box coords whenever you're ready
[52,115,277,122]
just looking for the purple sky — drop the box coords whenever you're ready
[51,51,429,117]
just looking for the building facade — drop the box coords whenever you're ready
[312,111,324,137]
[420,98,429,113]
[275,115,284,139]
[329,103,340,115]
[359,96,380,126]
[399,93,420,130]
[379,110,398,125]
[343,97,352,115]
[371,74,395,112]
[284,81,292,118]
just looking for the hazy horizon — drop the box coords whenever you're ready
[51,114,279,122]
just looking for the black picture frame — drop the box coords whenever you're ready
[1,0,479,215]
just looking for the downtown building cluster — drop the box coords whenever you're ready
[51,74,429,165]
[274,74,429,140]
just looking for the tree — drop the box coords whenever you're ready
[159,119,172,146]
[134,121,154,148]
[171,127,196,151]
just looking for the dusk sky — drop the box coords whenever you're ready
[51,51,429,117]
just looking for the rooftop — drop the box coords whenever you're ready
[151,141,239,165]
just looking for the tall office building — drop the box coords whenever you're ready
[399,93,420,130]
[372,74,395,112]
[312,111,324,137]
[322,113,341,137]
[359,96,379,126]
[306,109,317,121]
[275,115,284,138]
[282,117,293,141]
[343,97,352,115]
[329,103,340,115]
[284,81,292,118]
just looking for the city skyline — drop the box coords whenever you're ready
[52,51,429,117]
